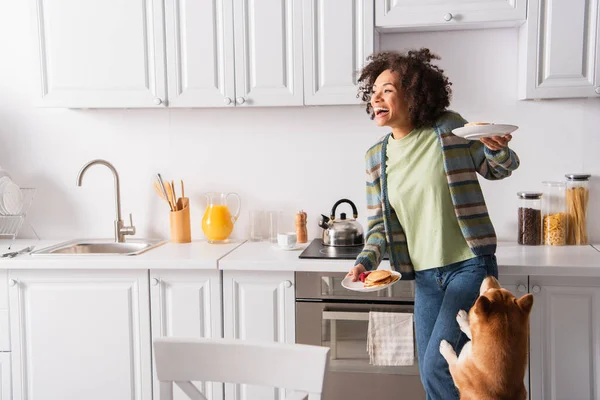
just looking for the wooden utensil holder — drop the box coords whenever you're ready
[169,199,191,243]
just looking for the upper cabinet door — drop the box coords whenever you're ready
[303,0,374,105]
[165,0,236,107]
[233,0,304,107]
[31,0,166,108]
[519,0,600,99]
[376,0,526,31]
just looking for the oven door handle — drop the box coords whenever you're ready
[322,310,370,321]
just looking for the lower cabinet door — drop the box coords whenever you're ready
[150,269,224,400]
[8,270,152,400]
[222,270,295,400]
[0,353,11,400]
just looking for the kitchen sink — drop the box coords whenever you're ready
[31,239,166,256]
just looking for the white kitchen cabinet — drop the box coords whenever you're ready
[150,269,223,400]
[375,0,526,31]
[222,270,295,400]
[166,0,303,107]
[519,0,600,99]
[8,269,152,400]
[499,275,530,398]
[31,0,166,108]
[0,354,11,400]
[528,276,600,400]
[302,0,374,105]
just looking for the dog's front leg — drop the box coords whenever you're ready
[457,309,471,340]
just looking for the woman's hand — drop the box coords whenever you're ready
[346,264,367,282]
[480,133,512,151]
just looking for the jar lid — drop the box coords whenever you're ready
[517,191,543,199]
[565,173,591,181]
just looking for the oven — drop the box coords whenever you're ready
[295,272,426,400]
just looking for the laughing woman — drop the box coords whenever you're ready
[346,49,519,399]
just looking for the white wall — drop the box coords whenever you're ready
[1,1,599,245]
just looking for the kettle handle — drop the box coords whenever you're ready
[226,192,241,222]
[330,199,358,220]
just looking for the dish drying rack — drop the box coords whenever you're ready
[0,188,39,248]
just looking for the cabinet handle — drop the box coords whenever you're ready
[224,97,233,105]
[532,285,541,294]
[236,97,246,105]
[151,278,160,286]
[517,284,527,293]
[9,279,17,287]
[154,98,163,105]
[595,87,600,95]
[283,280,293,288]
[444,13,453,21]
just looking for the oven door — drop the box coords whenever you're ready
[296,301,426,400]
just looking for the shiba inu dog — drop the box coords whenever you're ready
[439,276,533,400]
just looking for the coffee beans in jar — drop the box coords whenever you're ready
[517,192,542,246]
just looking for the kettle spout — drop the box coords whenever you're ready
[318,214,330,229]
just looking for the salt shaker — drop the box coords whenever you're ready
[295,210,308,244]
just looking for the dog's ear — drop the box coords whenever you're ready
[479,276,501,295]
[517,294,534,315]
[474,295,492,316]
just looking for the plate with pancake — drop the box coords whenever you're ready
[342,270,401,292]
[452,122,518,140]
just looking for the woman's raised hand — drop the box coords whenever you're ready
[480,134,512,151]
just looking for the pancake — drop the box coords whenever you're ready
[364,270,398,288]
[465,122,491,127]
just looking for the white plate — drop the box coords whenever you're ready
[342,270,402,292]
[452,124,518,140]
[2,182,23,215]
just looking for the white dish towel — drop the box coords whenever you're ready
[367,311,414,366]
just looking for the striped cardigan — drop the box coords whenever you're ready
[355,111,520,280]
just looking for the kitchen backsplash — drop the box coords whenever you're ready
[1,0,599,244]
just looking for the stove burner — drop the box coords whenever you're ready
[299,239,388,260]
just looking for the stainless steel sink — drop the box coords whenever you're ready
[31,239,166,256]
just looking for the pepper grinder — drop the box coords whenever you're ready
[295,210,308,244]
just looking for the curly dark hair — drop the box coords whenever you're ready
[357,48,452,128]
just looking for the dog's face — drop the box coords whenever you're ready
[469,276,533,333]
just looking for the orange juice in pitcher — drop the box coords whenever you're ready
[202,192,241,243]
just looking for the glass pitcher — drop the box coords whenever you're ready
[201,192,241,243]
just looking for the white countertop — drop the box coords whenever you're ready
[220,241,600,276]
[1,239,599,276]
[0,239,244,269]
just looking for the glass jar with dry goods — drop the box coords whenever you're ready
[565,174,591,245]
[542,181,567,246]
[517,192,542,245]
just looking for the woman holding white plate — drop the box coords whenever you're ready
[346,49,520,400]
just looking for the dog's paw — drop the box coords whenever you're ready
[457,309,468,323]
[439,339,453,355]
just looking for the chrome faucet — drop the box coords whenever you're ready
[76,159,136,242]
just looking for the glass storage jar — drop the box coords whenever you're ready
[517,192,542,245]
[565,173,591,245]
[542,181,567,246]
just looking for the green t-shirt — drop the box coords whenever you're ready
[386,126,474,271]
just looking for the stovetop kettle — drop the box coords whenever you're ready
[318,199,364,247]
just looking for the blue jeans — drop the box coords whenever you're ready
[414,255,498,400]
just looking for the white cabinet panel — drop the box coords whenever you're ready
[376,0,526,31]
[31,0,166,107]
[529,276,600,400]
[233,0,304,106]
[165,0,236,107]
[519,0,600,99]
[9,270,152,400]
[150,270,223,400]
[0,354,11,400]
[223,271,295,400]
[303,0,374,105]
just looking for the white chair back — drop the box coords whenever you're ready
[154,337,330,400]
